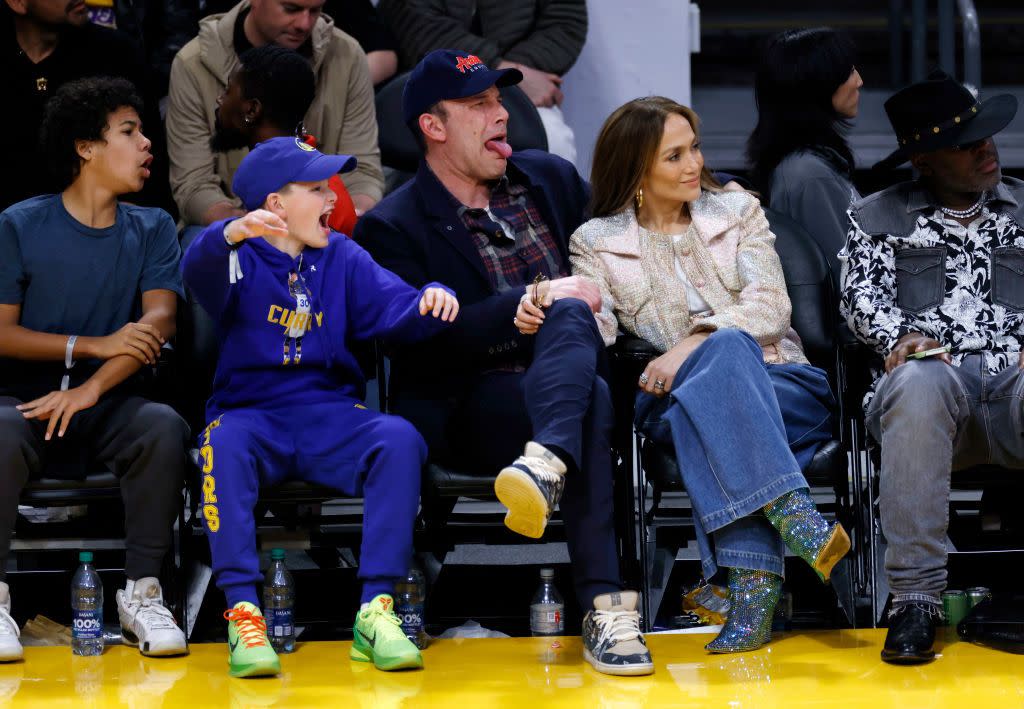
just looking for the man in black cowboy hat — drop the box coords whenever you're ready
[841,70,1022,665]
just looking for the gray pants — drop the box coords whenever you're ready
[866,356,1024,604]
[0,395,189,581]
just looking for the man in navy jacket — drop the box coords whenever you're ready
[357,49,653,676]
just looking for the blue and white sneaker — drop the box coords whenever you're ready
[494,442,566,539]
[583,592,654,676]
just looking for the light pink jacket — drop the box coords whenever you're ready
[569,190,808,364]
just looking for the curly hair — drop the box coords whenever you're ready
[237,45,316,135]
[40,76,144,190]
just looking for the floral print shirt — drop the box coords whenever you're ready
[840,180,1024,408]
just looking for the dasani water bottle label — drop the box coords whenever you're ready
[72,609,103,640]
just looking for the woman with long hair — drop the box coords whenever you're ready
[747,27,862,281]
[548,96,850,653]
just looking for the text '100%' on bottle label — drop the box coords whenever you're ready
[72,610,103,640]
[398,605,424,637]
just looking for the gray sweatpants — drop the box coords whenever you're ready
[866,355,1024,605]
[0,395,189,581]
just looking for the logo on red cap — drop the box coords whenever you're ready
[455,55,484,74]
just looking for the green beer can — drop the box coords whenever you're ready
[942,590,969,628]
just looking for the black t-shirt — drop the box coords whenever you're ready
[0,23,148,211]
[324,0,396,54]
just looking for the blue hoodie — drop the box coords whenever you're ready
[182,219,452,419]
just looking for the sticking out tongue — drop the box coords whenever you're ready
[485,139,512,158]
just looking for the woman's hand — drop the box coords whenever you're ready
[638,333,710,397]
[419,288,459,321]
[514,294,546,335]
[17,382,101,440]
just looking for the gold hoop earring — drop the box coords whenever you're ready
[635,187,644,210]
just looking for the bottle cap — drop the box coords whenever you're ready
[79,551,93,563]
[540,568,554,579]
[271,548,285,561]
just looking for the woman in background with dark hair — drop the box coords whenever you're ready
[747,27,862,282]
[561,96,850,654]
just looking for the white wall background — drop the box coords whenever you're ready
[561,1,695,180]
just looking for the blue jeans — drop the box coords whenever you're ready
[634,329,834,579]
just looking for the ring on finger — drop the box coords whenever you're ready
[654,379,666,390]
[639,373,650,385]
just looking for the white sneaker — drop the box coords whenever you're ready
[0,581,24,662]
[116,578,188,657]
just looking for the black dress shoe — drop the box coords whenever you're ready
[881,603,938,665]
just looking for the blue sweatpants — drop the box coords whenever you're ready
[197,399,426,607]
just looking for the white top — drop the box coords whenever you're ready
[671,232,713,315]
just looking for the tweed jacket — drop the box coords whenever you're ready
[569,190,808,364]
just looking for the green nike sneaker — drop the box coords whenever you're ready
[224,602,281,678]
[350,594,424,671]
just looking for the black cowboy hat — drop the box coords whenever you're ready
[873,69,1018,171]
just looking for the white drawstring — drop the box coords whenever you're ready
[229,250,244,284]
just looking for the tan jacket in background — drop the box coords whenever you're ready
[166,1,384,225]
[569,190,808,365]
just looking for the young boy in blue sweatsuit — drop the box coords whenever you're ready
[181,137,458,678]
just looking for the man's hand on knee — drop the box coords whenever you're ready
[885,332,951,373]
[544,276,601,312]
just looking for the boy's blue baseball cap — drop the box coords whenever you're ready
[232,136,357,211]
[402,49,523,125]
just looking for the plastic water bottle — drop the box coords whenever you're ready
[71,551,104,656]
[263,549,295,653]
[395,567,428,648]
[530,568,564,636]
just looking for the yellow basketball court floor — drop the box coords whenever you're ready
[2,629,1023,708]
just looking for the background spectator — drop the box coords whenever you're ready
[747,28,862,283]
[324,0,396,87]
[379,0,587,164]
[111,0,200,101]
[0,0,169,211]
[202,0,396,87]
[167,0,383,230]
[211,45,359,236]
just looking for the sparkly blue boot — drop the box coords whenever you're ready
[705,569,782,653]
[763,488,850,582]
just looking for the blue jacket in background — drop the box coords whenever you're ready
[182,219,452,419]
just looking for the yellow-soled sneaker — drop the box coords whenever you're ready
[224,602,280,678]
[350,595,423,671]
[494,441,566,539]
